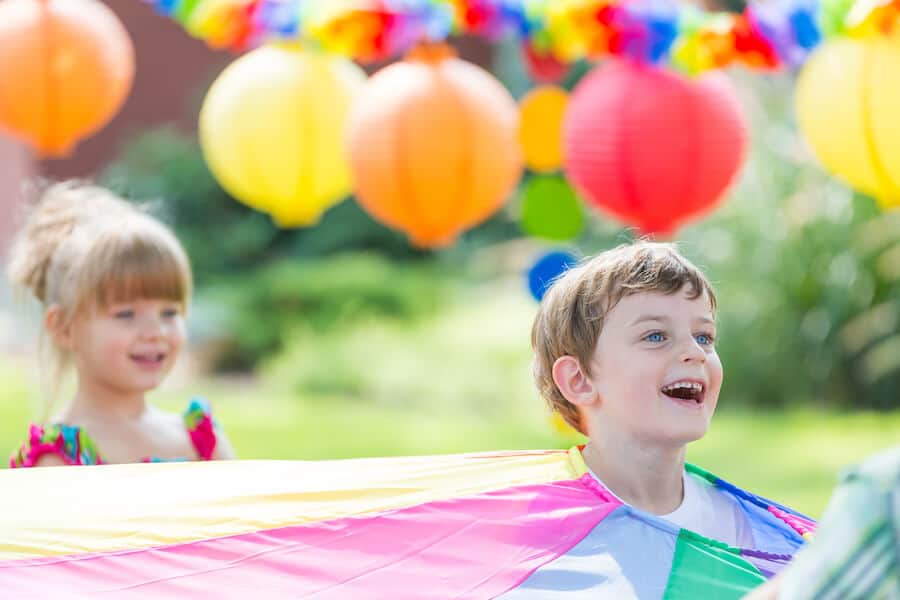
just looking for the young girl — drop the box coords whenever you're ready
[7,181,235,467]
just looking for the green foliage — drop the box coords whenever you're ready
[99,72,900,409]
[203,253,459,371]
[100,127,432,284]
[99,127,521,369]
[101,127,521,283]
[264,282,539,411]
[5,346,900,518]
[687,408,900,516]
[689,200,900,411]
[495,71,900,411]
[101,127,293,280]
[675,74,900,410]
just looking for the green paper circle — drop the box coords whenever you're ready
[521,175,585,241]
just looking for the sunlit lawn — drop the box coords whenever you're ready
[1,360,897,518]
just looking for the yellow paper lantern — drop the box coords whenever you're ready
[200,44,366,227]
[519,86,568,173]
[796,32,900,208]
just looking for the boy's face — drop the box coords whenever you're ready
[586,287,722,446]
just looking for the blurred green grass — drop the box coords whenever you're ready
[1,359,897,517]
[1,284,897,518]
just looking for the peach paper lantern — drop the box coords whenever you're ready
[0,0,135,157]
[346,44,522,248]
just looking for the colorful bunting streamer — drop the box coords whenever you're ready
[142,0,897,72]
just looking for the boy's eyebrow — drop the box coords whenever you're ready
[630,315,669,326]
[630,315,717,326]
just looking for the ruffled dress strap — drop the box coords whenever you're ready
[9,423,103,468]
[183,398,217,461]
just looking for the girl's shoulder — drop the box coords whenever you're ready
[9,422,103,468]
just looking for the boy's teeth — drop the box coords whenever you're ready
[662,382,703,392]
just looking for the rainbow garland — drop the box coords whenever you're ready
[146,0,900,72]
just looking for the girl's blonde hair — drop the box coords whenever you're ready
[6,182,192,415]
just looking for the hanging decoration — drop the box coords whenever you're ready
[0,0,135,157]
[140,0,862,74]
[346,43,521,248]
[518,85,568,174]
[795,27,900,208]
[563,59,748,236]
[527,250,580,301]
[521,40,569,84]
[144,0,900,239]
[199,43,366,226]
[520,175,585,242]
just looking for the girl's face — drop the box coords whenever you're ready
[65,298,186,396]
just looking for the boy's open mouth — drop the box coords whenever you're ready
[660,381,704,404]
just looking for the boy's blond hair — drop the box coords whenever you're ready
[531,241,717,434]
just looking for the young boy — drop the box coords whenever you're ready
[532,241,789,547]
[532,241,813,575]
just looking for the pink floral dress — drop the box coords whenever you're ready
[9,398,218,467]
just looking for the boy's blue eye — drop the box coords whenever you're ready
[114,310,135,320]
[644,332,665,343]
[161,308,179,318]
[696,333,714,345]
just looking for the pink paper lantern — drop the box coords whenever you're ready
[563,60,748,236]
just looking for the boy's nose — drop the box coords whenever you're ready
[680,339,706,363]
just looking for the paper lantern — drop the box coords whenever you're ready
[519,86,568,173]
[520,175,584,241]
[563,60,747,236]
[346,44,522,248]
[0,0,134,157]
[796,32,900,208]
[200,44,366,227]
[528,251,580,301]
[522,42,569,84]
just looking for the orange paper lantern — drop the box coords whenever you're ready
[346,44,522,248]
[0,0,135,157]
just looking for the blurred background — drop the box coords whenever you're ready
[0,1,897,518]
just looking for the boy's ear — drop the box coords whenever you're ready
[552,355,598,408]
[44,305,74,351]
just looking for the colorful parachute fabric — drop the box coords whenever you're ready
[0,447,814,598]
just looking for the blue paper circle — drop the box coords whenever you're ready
[528,251,579,301]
